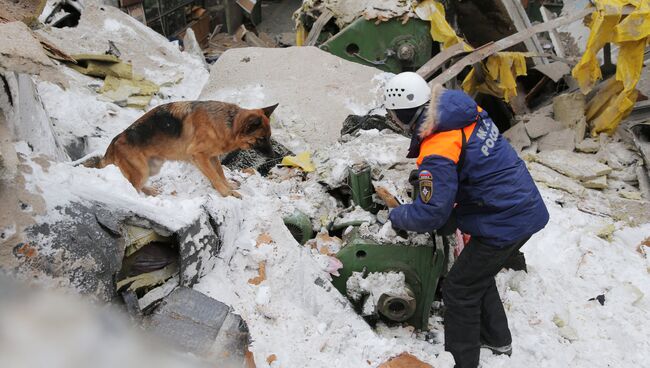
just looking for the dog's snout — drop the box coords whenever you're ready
[254,137,274,156]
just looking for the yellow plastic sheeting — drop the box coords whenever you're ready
[415,0,472,51]
[462,52,528,102]
[281,151,315,172]
[571,0,650,135]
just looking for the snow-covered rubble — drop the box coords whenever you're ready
[2,4,650,368]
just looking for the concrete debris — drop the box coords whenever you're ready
[553,92,586,128]
[533,61,571,83]
[609,166,638,183]
[0,0,46,25]
[581,176,608,190]
[579,193,650,227]
[36,5,204,88]
[177,212,222,287]
[524,114,565,139]
[143,287,249,363]
[576,138,600,153]
[534,150,612,181]
[0,21,67,86]
[183,28,208,71]
[527,161,586,196]
[537,128,576,152]
[503,121,532,152]
[0,21,55,73]
[296,0,416,29]
[11,202,126,301]
[2,73,69,161]
[199,46,382,152]
[575,118,587,145]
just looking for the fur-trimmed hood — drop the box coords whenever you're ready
[418,84,480,139]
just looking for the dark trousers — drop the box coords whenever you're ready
[443,236,530,368]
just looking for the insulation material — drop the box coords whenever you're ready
[461,52,528,102]
[571,0,650,135]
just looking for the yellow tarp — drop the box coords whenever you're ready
[461,52,528,102]
[571,0,650,135]
[416,0,527,101]
[415,0,471,51]
[281,151,315,172]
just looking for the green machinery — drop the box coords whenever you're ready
[329,164,449,331]
[331,229,447,330]
[320,18,433,74]
[282,162,450,330]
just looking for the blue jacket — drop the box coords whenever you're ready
[389,86,549,247]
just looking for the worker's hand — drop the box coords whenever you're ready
[375,186,400,208]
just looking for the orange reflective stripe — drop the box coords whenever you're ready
[416,122,477,166]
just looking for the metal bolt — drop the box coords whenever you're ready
[397,44,416,61]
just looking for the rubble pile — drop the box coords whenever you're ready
[1,0,650,368]
[502,87,650,226]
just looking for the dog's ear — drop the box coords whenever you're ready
[244,116,263,134]
[261,103,279,118]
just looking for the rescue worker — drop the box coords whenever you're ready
[384,72,549,368]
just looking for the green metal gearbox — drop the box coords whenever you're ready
[320,17,432,73]
[331,229,447,330]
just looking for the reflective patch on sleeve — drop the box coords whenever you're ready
[419,170,433,203]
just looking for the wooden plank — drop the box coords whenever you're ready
[305,9,333,46]
[415,42,467,80]
[429,8,591,87]
[540,6,565,58]
[499,0,546,65]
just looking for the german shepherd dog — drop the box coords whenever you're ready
[90,101,278,198]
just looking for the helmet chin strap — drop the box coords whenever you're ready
[406,104,426,136]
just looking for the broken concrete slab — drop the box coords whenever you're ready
[503,121,531,152]
[575,117,587,145]
[553,92,586,128]
[528,161,586,196]
[0,22,55,74]
[576,137,600,153]
[579,193,650,227]
[582,176,608,189]
[199,46,382,152]
[2,72,69,161]
[144,287,249,362]
[537,128,576,152]
[534,150,612,180]
[524,114,565,139]
[36,5,207,89]
[11,202,126,302]
[609,166,638,182]
[177,212,222,287]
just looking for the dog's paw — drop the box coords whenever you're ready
[141,186,161,196]
[228,180,241,190]
[229,190,242,199]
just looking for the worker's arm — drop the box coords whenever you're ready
[388,155,458,232]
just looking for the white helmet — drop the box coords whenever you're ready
[383,72,431,110]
